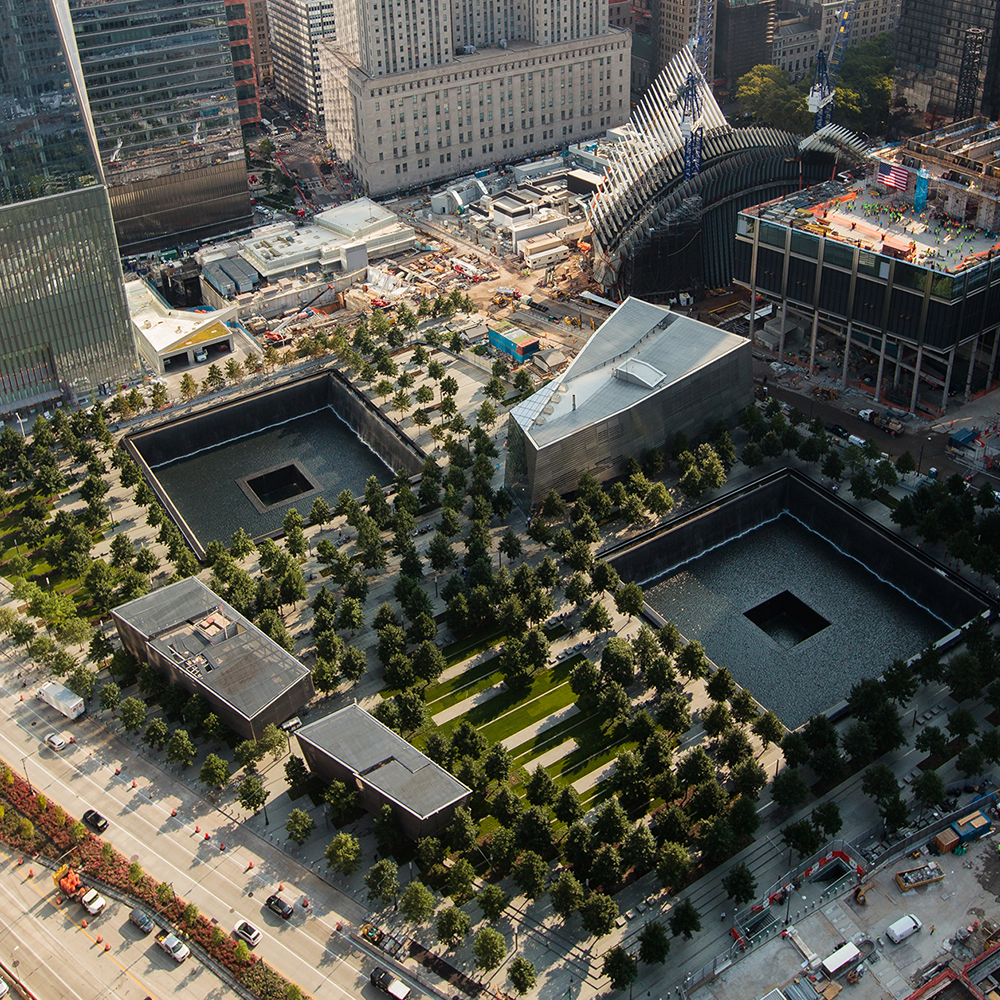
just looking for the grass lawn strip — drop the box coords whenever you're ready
[425,659,504,711]
[477,681,578,746]
[507,707,602,765]
[440,629,505,666]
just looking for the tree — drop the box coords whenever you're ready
[473,927,507,971]
[580,892,619,937]
[812,800,843,838]
[550,871,585,919]
[638,920,670,965]
[601,636,635,686]
[365,858,399,907]
[721,861,757,908]
[325,832,363,875]
[771,768,809,810]
[581,599,613,635]
[399,880,436,923]
[199,753,230,790]
[669,898,702,940]
[602,947,638,991]
[446,858,477,900]
[236,773,270,817]
[677,640,709,681]
[592,798,630,846]
[512,850,548,899]
[508,956,536,995]
[782,818,822,859]
[553,786,585,826]
[477,884,509,921]
[166,729,196,767]
[286,808,316,845]
[436,906,470,947]
[656,842,691,890]
[98,681,121,715]
[525,765,556,806]
[119,696,147,733]
[614,582,644,624]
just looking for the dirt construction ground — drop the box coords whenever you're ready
[704,830,1000,1000]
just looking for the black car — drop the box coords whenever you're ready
[825,423,849,439]
[129,908,154,934]
[265,894,293,919]
[83,809,108,832]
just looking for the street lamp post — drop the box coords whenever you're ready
[20,756,31,793]
[11,946,19,985]
[917,436,932,475]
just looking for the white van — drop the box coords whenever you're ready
[886,914,922,944]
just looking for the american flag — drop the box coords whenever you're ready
[877,161,909,189]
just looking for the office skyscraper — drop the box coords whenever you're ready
[321,0,629,195]
[268,0,337,121]
[0,0,137,414]
[69,0,252,254]
[894,0,1000,119]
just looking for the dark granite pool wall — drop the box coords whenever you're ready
[124,372,424,559]
[605,469,990,630]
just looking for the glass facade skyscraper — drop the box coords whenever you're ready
[0,0,138,414]
[70,0,252,253]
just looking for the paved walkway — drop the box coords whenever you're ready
[431,681,505,725]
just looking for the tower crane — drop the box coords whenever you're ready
[807,0,858,131]
[680,70,704,180]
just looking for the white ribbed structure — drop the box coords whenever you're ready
[799,122,872,158]
[586,45,727,285]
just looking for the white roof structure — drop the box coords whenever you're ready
[125,278,238,355]
[238,198,416,278]
[510,296,747,447]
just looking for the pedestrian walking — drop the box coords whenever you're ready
[721,912,726,921]
[930,925,935,935]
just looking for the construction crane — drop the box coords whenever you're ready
[807,1,858,131]
[680,70,704,180]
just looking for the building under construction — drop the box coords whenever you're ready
[714,0,776,97]
[734,117,1000,416]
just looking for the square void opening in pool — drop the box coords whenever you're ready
[643,514,946,729]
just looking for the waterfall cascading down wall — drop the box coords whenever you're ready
[125,372,425,559]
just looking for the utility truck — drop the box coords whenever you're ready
[37,681,84,719]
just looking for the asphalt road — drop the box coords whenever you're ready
[0,656,406,1000]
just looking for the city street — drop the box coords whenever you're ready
[0,659,405,1000]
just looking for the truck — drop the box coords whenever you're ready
[858,409,904,437]
[157,933,191,963]
[496,286,521,299]
[37,681,84,719]
[53,865,107,915]
[370,968,411,1000]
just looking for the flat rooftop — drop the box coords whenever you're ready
[296,704,470,820]
[113,578,311,721]
[744,179,1000,274]
[313,197,399,238]
[510,296,746,447]
[125,278,235,353]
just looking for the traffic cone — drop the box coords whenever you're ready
[55,895,62,905]
[132,780,136,788]
[27,869,33,878]
[171,809,177,817]
[245,861,254,872]
[115,768,120,775]
[81,919,88,929]
[301,897,309,909]
[96,935,102,944]
[220,843,225,851]
[195,825,200,833]
[104,943,110,952]
[278,883,284,891]
[204,832,210,840]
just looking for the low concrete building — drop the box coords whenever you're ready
[237,200,416,280]
[126,278,239,375]
[295,704,471,839]
[505,296,752,508]
[112,578,313,741]
[521,232,570,267]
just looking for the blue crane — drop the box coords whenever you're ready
[680,71,704,180]
[807,1,858,131]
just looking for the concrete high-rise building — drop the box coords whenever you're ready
[321,0,629,196]
[0,0,138,413]
[813,0,899,52]
[69,0,252,255]
[268,0,337,120]
[249,0,274,84]
[652,0,716,80]
[714,0,774,93]
[894,0,1000,119]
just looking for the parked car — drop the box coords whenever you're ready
[265,894,294,919]
[130,908,155,934]
[44,732,67,751]
[81,888,107,915]
[234,920,262,947]
[887,914,922,944]
[825,423,849,439]
[371,968,412,1000]
[193,348,208,363]
[83,809,109,832]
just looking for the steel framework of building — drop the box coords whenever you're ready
[586,46,872,293]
